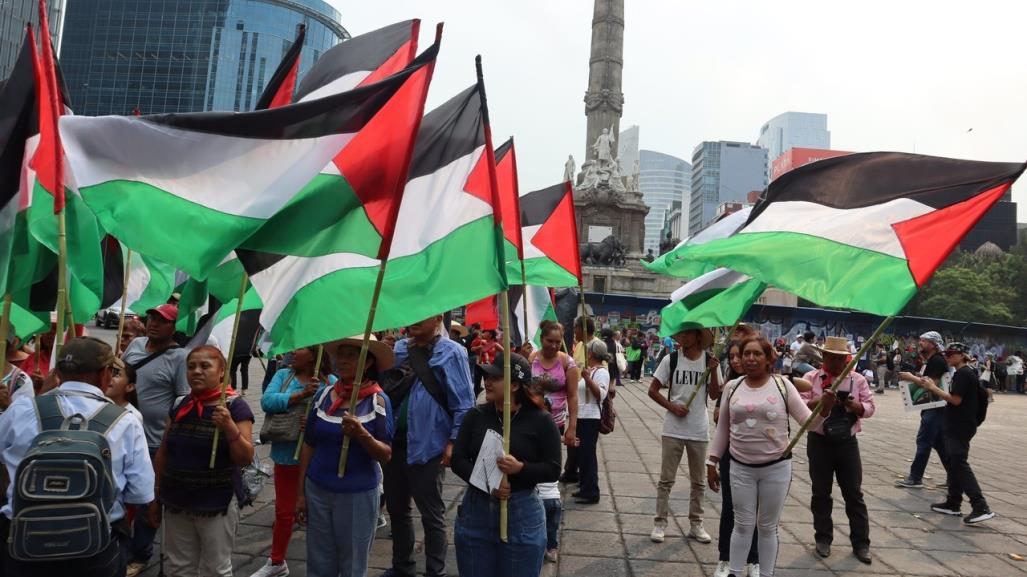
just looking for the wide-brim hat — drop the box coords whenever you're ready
[449,322,469,338]
[672,327,715,349]
[325,334,395,371]
[818,336,851,356]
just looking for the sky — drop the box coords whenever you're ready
[331,0,1027,220]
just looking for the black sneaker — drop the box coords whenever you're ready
[964,506,995,524]
[930,501,962,516]
[895,477,923,489]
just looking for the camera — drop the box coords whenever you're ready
[836,390,850,402]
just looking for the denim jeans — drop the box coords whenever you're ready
[908,408,947,483]
[542,498,562,550]
[455,489,546,577]
[305,481,379,577]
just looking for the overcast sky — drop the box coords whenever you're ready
[332,0,1027,220]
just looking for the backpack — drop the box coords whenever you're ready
[380,339,451,417]
[10,391,126,562]
[975,381,989,426]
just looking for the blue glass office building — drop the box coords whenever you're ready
[59,0,348,116]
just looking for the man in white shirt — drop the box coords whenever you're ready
[647,328,720,544]
[790,334,804,356]
[0,337,154,576]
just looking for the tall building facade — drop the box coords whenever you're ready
[689,141,767,235]
[0,0,64,78]
[59,0,347,116]
[757,112,830,169]
[618,124,640,175]
[638,149,690,254]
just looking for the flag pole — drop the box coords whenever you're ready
[782,315,894,455]
[293,344,324,461]
[498,289,513,543]
[338,260,389,477]
[209,273,250,468]
[519,266,530,349]
[116,249,132,352]
[684,319,742,409]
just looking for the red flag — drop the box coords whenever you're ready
[465,294,500,330]
[30,1,64,213]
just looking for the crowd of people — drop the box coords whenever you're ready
[0,302,1006,577]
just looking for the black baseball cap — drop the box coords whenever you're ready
[479,352,531,384]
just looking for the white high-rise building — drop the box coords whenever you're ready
[757,112,830,167]
[639,150,690,256]
[618,125,640,175]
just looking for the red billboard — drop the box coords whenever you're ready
[771,147,852,181]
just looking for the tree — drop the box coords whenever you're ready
[910,265,1016,324]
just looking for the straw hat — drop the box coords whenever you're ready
[449,322,469,338]
[673,327,715,349]
[324,334,395,371]
[818,336,851,356]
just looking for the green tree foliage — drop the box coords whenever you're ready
[906,235,1027,326]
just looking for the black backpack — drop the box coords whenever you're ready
[975,381,989,426]
[10,391,126,561]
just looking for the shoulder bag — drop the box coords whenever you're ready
[258,372,305,443]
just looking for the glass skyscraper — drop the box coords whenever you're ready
[638,150,690,255]
[689,141,767,236]
[0,0,64,79]
[59,0,347,116]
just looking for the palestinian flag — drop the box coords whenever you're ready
[494,138,524,278]
[294,20,420,102]
[60,47,436,279]
[254,24,306,110]
[19,24,104,324]
[674,152,1027,316]
[241,82,508,353]
[0,29,36,296]
[645,206,751,279]
[240,20,425,257]
[510,284,558,348]
[100,237,176,314]
[518,181,581,287]
[8,299,47,340]
[659,268,766,337]
[186,288,262,357]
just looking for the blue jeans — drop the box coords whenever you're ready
[577,419,601,500]
[909,409,947,483]
[130,447,159,563]
[304,480,379,577]
[455,489,546,577]
[542,498,562,550]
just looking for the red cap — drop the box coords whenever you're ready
[146,303,179,322]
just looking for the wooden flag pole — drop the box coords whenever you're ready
[519,264,530,350]
[683,319,742,409]
[782,315,894,455]
[53,211,71,358]
[209,273,250,468]
[115,249,132,351]
[0,295,12,358]
[292,344,325,460]
[498,289,513,542]
[577,284,591,400]
[337,260,389,477]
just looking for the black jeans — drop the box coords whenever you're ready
[3,527,127,577]
[383,442,448,577]
[718,453,758,564]
[576,419,601,500]
[230,355,251,390]
[807,432,870,550]
[942,433,988,510]
[628,360,642,381]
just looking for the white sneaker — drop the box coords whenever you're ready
[747,563,760,577]
[714,560,731,577]
[689,521,712,543]
[250,559,290,577]
[650,524,665,543]
[377,513,388,529]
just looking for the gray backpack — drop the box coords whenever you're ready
[9,391,126,561]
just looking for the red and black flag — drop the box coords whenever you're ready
[254,24,306,110]
[519,181,582,287]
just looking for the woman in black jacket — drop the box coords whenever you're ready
[452,352,561,577]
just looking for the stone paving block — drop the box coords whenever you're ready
[775,542,831,570]
[559,529,624,559]
[557,554,630,576]
[618,512,682,536]
[622,534,698,563]
[884,526,981,553]
[928,550,1027,576]
[560,509,619,533]
[630,559,707,577]
[871,547,958,575]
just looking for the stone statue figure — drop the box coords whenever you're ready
[579,160,600,190]
[592,126,615,164]
[564,155,576,183]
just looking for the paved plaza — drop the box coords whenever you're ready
[131,349,1027,577]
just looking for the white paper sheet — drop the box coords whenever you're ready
[470,429,506,494]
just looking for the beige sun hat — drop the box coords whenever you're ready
[324,334,395,371]
[818,336,851,356]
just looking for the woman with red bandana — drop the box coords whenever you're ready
[296,334,395,577]
[251,346,336,577]
[154,345,255,576]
